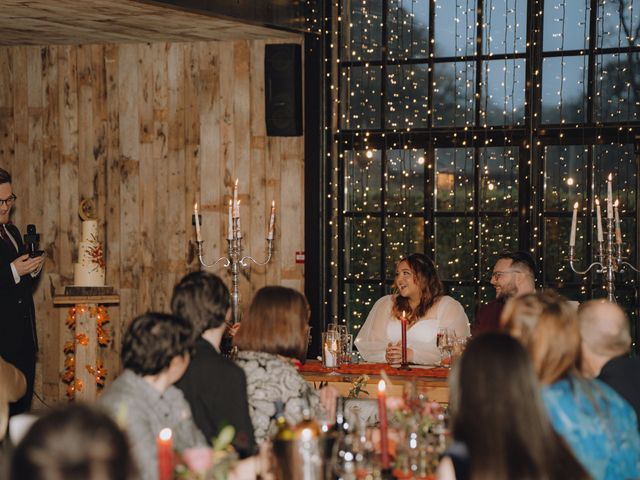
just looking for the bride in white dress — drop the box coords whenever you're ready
[354,253,470,365]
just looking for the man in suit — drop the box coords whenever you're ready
[171,271,257,458]
[579,299,640,421]
[0,168,44,415]
[473,251,536,335]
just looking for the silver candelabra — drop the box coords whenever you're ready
[194,182,275,324]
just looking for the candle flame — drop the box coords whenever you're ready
[159,428,172,441]
[608,173,613,181]
[378,379,386,393]
[272,200,275,208]
[235,178,238,187]
[229,199,232,206]
[614,199,619,207]
[595,198,600,206]
[402,310,406,318]
[194,202,198,211]
[573,202,579,209]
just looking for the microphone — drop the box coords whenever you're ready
[24,224,43,257]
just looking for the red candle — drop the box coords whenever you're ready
[377,380,390,469]
[401,310,408,365]
[157,427,173,480]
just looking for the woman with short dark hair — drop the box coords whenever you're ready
[98,312,205,480]
[11,403,136,480]
[355,253,469,365]
[438,332,589,480]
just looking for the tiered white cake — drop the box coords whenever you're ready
[73,220,106,287]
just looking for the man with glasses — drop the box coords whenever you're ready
[473,251,536,335]
[0,168,44,415]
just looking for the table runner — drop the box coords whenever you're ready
[300,360,449,379]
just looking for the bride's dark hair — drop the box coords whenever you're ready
[392,253,444,321]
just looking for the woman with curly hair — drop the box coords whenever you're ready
[355,253,469,365]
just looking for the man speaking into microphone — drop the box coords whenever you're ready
[0,168,44,415]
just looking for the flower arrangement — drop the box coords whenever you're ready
[175,425,238,480]
[348,374,370,398]
[87,234,106,270]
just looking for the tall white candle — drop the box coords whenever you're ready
[194,203,202,242]
[614,199,622,245]
[267,200,275,240]
[569,202,578,247]
[236,200,241,237]
[607,173,614,219]
[233,179,239,218]
[227,200,233,240]
[595,199,604,243]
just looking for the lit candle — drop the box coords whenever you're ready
[227,200,233,240]
[569,202,578,247]
[400,310,408,365]
[233,179,239,218]
[157,427,173,480]
[607,173,614,219]
[377,380,390,469]
[267,200,275,240]
[194,203,202,242]
[614,199,622,245]
[595,199,604,243]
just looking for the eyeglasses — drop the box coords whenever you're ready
[0,194,16,207]
[490,269,521,280]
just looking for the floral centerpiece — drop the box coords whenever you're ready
[174,425,238,480]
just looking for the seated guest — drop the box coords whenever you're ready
[171,271,257,458]
[473,250,536,335]
[234,286,337,444]
[1,356,26,442]
[11,403,136,480]
[578,299,640,421]
[501,291,640,480]
[438,332,588,480]
[98,312,206,480]
[355,253,469,365]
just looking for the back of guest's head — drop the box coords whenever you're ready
[10,403,136,480]
[122,312,193,376]
[171,271,230,338]
[0,168,11,185]
[500,291,580,384]
[233,286,309,360]
[578,299,631,357]
[449,332,588,480]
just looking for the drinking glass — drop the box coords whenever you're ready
[322,330,341,372]
[436,328,455,367]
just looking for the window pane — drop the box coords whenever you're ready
[386,149,426,212]
[385,64,429,129]
[447,285,476,323]
[594,53,640,123]
[345,217,382,279]
[342,0,383,61]
[480,59,526,125]
[482,0,527,54]
[597,0,640,48]
[541,56,588,124]
[432,62,476,126]
[435,148,474,212]
[480,217,519,280]
[387,0,429,59]
[543,0,590,51]
[384,217,425,278]
[593,144,637,210]
[345,150,382,212]
[479,147,519,211]
[345,283,383,334]
[340,66,382,130]
[544,145,589,211]
[435,217,475,281]
[433,0,477,57]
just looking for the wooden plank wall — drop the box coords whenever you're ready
[0,38,305,405]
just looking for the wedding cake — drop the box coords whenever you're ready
[73,220,106,287]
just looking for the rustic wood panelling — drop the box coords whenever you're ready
[0,37,304,405]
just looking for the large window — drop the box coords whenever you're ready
[329,0,640,345]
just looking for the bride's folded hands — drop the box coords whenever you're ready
[384,342,413,364]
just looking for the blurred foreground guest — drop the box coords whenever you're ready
[438,332,588,480]
[501,292,640,480]
[172,271,257,457]
[0,356,26,442]
[234,286,338,444]
[473,251,536,335]
[10,403,136,480]
[355,253,469,365]
[98,312,205,480]
[579,299,640,422]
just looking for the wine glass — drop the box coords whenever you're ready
[436,328,455,367]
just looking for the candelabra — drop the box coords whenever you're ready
[568,175,639,302]
[194,182,275,325]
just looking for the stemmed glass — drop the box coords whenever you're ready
[436,328,456,367]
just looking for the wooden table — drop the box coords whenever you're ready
[299,360,450,403]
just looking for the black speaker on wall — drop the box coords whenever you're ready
[265,44,303,136]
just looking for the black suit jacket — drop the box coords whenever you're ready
[176,337,257,458]
[0,223,37,415]
[598,355,640,425]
